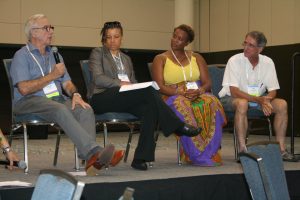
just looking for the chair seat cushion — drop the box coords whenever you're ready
[95,112,138,122]
[247,108,266,118]
[225,108,267,120]
[14,113,52,124]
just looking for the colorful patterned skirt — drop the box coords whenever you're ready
[163,92,226,166]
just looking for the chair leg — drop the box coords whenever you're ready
[154,129,159,149]
[246,121,252,145]
[124,124,134,163]
[102,123,109,170]
[8,129,13,146]
[233,127,239,161]
[177,139,182,165]
[53,130,61,166]
[23,124,29,174]
[103,123,108,147]
[267,117,273,141]
[74,146,80,171]
[149,125,160,168]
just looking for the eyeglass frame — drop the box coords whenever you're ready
[242,41,264,49]
[31,25,55,32]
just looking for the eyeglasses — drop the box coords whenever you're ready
[242,41,258,49]
[103,21,121,28]
[32,25,54,32]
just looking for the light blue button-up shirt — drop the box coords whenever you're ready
[10,43,71,104]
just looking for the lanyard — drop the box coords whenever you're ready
[171,50,192,82]
[26,45,51,77]
[111,52,125,72]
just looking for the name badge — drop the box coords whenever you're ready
[118,74,130,82]
[247,85,259,107]
[247,85,259,96]
[186,82,198,90]
[43,82,59,98]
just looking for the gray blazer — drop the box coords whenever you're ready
[88,46,137,98]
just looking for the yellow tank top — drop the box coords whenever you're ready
[163,56,200,85]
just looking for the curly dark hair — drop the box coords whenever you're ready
[174,24,195,43]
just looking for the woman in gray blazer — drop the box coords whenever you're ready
[88,21,201,170]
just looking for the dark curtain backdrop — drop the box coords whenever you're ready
[0,43,299,138]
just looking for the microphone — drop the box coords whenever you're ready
[52,46,60,64]
[0,160,27,169]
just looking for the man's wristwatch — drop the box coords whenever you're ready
[2,146,12,154]
[72,92,82,98]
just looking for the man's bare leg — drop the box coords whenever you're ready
[271,98,288,152]
[232,98,249,152]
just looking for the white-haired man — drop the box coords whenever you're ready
[10,14,125,175]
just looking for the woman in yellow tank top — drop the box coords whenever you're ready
[152,24,226,166]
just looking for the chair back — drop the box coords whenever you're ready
[239,141,290,200]
[79,60,91,91]
[3,59,16,124]
[79,60,91,100]
[3,59,14,100]
[147,63,153,79]
[207,65,226,97]
[3,59,49,124]
[31,169,85,200]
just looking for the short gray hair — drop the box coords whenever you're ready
[246,31,267,47]
[24,14,47,41]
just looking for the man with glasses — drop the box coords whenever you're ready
[10,14,124,175]
[219,31,297,162]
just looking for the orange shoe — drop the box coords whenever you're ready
[110,150,125,167]
[85,144,115,176]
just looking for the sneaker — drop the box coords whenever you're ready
[85,144,115,176]
[109,150,125,167]
[281,150,298,162]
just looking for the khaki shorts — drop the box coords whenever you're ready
[220,96,262,112]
